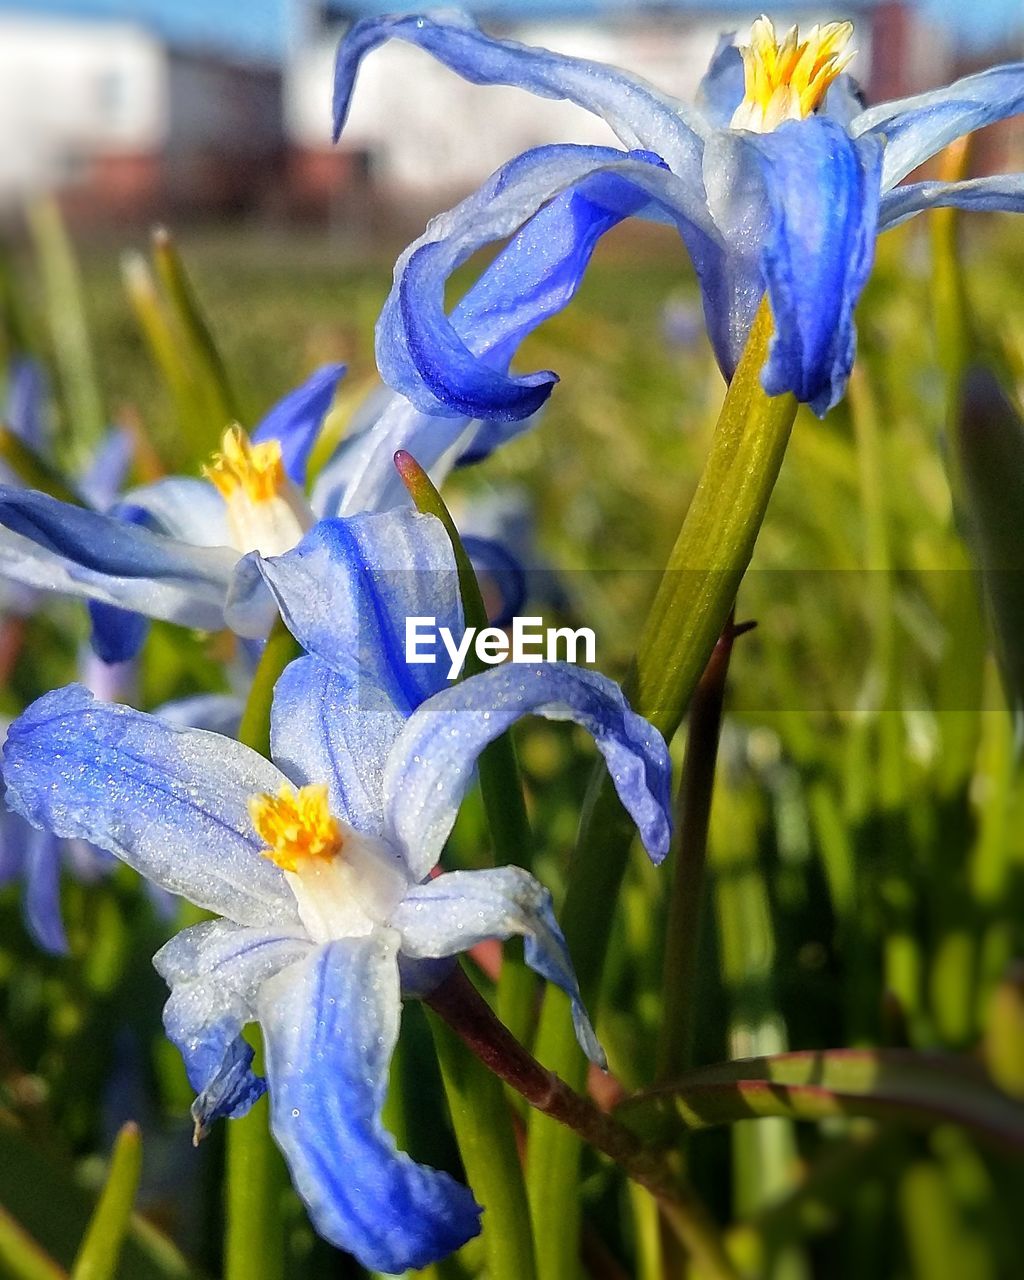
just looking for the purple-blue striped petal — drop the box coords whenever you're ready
[383,663,673,881]
[333,9,705,171]
[258,934,482,1273]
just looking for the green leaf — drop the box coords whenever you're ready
[0,1114,197,1278]
[619,1049,1024,1152]
[70,1123,143,1280]
[0,1205,67,1280]
[26,199,105,459]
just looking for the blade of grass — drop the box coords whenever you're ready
[70,1123,143,1280]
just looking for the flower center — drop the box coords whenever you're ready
[730,14,854,133]
[248,783,410,944]
[249,783,343,872]
[202,426,314,556]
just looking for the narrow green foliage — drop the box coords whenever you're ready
[0,1206,68,1280]
[151,228,243,434]
[622,1049,1024,1151]
[70,1123,143,1280]
[427,1009,537,1280]
[26,199,105,456]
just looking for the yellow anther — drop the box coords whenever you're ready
[249,784,344,873]
[203,426,286,504]
[732,14,855,133]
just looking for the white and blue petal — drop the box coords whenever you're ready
[695,34,744,127]
[258,934,482,1274]
[852,62,1024,191]
[2,685,299,927]
[879,174,1024,230]
[228,511,462,714]
[312,390,476,519]
[156,919,313,1135]
[0,488,237,631]
[270,655,404,838]
[383,663,673,881]
[392,866,604,1065]
[251,363,346,485]
[115,477,232,548]
[334,9,707,172]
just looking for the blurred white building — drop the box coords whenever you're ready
[284,4,896,207]
[0,7,282,221]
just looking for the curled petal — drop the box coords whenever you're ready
[852,62,1024,191]
[251,363,346,484]
[156,920,312,1135]
[334,9,706,170]
[393,866,604,1065]
[377,144,719,421]
[384,663,673,882]
[270,655,404,838]
[259,935,481,1273]
[879,174,1024,230]
[228,512,462,714]
[2,685,298,927]
[0,487,236,631]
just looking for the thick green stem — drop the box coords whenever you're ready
[527,302,797,1279]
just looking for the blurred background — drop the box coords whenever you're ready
[0,0,1021,232]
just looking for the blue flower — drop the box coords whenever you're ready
[0,341,548,650]
[333,11,1024,418]
[2,507,672,1272]
[0,364,345,655]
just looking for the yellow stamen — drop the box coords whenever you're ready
[732,14,855,133]
[249,784,344,873]
[203,426,286,504]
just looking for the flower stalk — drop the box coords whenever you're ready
[426,967,739,1280]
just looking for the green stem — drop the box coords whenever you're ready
[656,617,739,1082]
[527,301,797,1279]
[427,969,738,1280]
[223,620,300,1280]
[427,1011,537,1280]
[71,1123,143,1280]
[396,451,538,1274]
